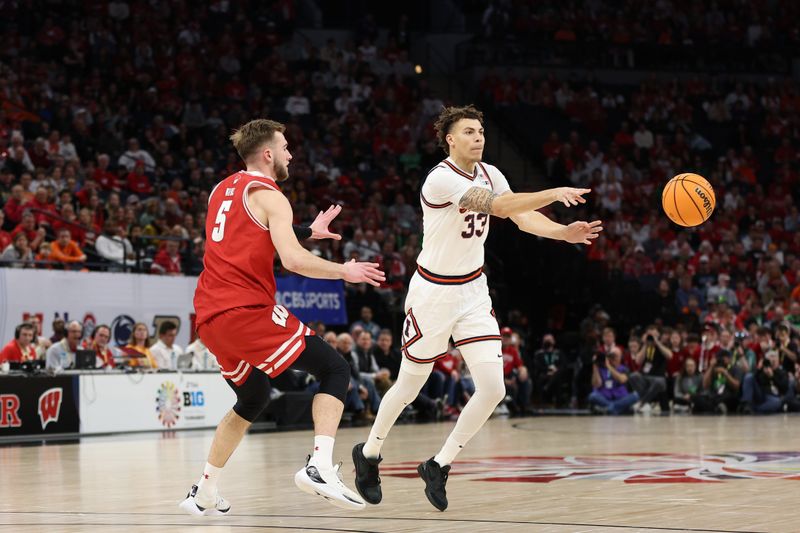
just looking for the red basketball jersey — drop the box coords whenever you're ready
[194,170,281,326]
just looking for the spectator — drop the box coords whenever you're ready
[775,324,798,376]
[672,358,702,413]
[95,223,135,268]
[151,240,183,275]
[49,228,86,268]
[706,273,739,309]
[501,327,532,413]
[185,336,220,370]
[351,306,381,339]
[118,138,156,172]
[741,350,799,414]
[45,320,82,372]
[150,321,184,370]
[4,184,28,226]
[126,161,153,194]
[370,329,401,380]
[50,318,66,343]
[629,326,672,413]
[123,322,158,368]
[353,330,391,392]
[531,333,570,406]
[1,232,35,268]
[86,324,116,368]
[0,322,38,363]
[588,347,639,415]
[27,315,51,359]
[692,349,743,414]
[336,332,380,417]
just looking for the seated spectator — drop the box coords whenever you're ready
[3,184,28,226]
[27,315,51,359]
[775,324,798,375]
[1,232,35,268]
[351,306,381,339]
[150,321,184,370]
[0,211,11,251]
[531,333,570,406]
[126,161,153,194]
[501,327,532,413]
[118,137,156,172]
[706,273,739,309]
[588,347,639,415]
[672,358,701,413]
[151,239,183,275]
[50,318,66,343]
[336,332,380,418]
[86,324,116,368]
[629,325,672,413]
[50,228,86,268]
[353,330,391,394]
[370,329,401,381]
[95,223,135,268]
[185,336,220,370]
[123,322,158,368]
[692,349,743,414]
[741,350,800,413]
[0,322,38,363]
[92,154,120,192]
[432,348,467,416]
[45,320,83,372]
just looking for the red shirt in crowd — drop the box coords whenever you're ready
[0,339,37,363]
[434,352,459,375]
[502,344,524,376]
[127,171,153,194]
[151,249,182,275]
[93,168,119,191]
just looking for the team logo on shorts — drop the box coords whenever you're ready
[381,452,800,483]
[156,381,182,428]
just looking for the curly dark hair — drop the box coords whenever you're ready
[433,104,484,155]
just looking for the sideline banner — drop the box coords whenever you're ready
[0,376,80,436]
[0,270,348,347]
[78,372,235,434]
[275,276,347,325]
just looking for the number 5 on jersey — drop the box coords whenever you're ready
[211,200,233,242]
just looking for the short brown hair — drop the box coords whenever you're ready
[433,104,484,155]
[229,119,286,161]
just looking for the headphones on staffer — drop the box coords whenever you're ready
[15,322,35,340]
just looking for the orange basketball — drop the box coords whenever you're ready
[661,173,715,227]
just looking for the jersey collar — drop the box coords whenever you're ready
[443,158,477,181]
[241,169,276,181]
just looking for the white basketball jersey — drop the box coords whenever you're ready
[416,158,511,276]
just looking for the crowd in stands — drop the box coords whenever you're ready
[467,0,799,71]
[0,1,441,310]
[3,2,800,419]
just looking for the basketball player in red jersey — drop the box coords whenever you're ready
[180,119,384,515]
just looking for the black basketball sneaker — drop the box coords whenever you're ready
[352,442,383,504]
[417,457,450,511]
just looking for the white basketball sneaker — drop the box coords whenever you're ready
[294,457,366,510]
[178,484,231,516]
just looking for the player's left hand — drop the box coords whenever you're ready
[561,220,603,245]
[309,205,342,240]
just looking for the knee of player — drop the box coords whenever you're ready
[233,373,271,422]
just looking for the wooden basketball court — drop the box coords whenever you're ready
[1,415,797,532]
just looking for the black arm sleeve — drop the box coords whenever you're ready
[293,225,312,240]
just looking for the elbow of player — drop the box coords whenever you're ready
[491,196,511,219]
[280,253,301,272]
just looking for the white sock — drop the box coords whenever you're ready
[312,435,335,470]
[363,368,429,459]
[196,462,223,502]
[433,360,505,467]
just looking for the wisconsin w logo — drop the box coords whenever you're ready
[38,388,63,429]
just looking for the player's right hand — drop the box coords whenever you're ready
[553,187,591,207]
[343,259,385,287]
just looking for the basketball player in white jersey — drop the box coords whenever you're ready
[352,105,603,510]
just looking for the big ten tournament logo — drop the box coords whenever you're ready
[155,381,182,428]
[382,453,800,483]
[38,387,62,429]
[180,381,207,424]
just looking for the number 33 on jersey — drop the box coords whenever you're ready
[417,159,511,276]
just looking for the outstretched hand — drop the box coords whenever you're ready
[561,220,603,245]
[309,205,342,240]
[554,188,591,207]
[343,259,385,287]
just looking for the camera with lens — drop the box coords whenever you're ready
[593,351,606,365]
[645,334,655,344]
[543,340,554,350]
[762,358,772,369]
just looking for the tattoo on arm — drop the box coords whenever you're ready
[458,187,498,214]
